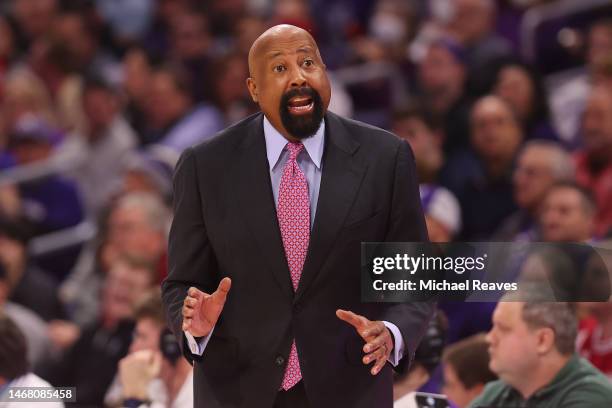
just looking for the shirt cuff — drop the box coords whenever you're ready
[184,326,214,356]
[382,321,404,367]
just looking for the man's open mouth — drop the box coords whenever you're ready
[287,96,314,115]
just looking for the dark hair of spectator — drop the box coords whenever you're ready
[484,58,551,125]
[82,74,117,95]
[0,314,29,380]
[210,52,245,103]
[432,38,468,66]
[155,64,194,101]
[442,333,497,389]
[133,288,165,326]
[111,254,158,285]
[56,8,99,40]
[590,18,612,35]
[392,102,440,132]
[0,218,34,245]
[0,14,17,63]
[546,180,597,215]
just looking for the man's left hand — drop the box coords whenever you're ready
[336,309,394,375]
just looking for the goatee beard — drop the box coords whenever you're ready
[279,87,324,139]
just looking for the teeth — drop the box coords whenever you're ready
[289,102,314,113]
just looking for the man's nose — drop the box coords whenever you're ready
[290,67,307,88]
[485,330,495,345]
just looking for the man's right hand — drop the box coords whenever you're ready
[182,277,231,337]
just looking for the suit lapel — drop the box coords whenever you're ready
[233,114,294,300]
[295,112,367,303]
[232,112,367,303]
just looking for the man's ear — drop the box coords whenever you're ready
[536,327,555,355]
[246,77,258,103]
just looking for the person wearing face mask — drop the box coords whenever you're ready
[162,24,434,408]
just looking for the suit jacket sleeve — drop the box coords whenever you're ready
[381,140,435,372]
[162,147,220,361]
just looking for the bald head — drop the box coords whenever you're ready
[471,95,523,165]
[245,24,331,141]
[248,24,320,79]
[472,95,515,120]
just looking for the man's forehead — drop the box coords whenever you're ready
[253,25,315,54]
[495,302,523,322]
[248,25,320,76]
[264,44,316,59]
[474,98,511,118]
[549,187,581,203]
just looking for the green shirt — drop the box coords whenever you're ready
[469,354,612,408]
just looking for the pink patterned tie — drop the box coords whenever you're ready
[277,142,310,390]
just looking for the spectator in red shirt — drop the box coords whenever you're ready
[575,85,612,237]
[577,302,612,381]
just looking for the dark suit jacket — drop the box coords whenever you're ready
[162,111,434,408]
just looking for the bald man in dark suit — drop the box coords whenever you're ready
[162,24,434,408]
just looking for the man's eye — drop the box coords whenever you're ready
[273,65,286,73]
[303,59,314,67]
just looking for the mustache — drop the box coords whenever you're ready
[278,86,324,139]
[281,87,319,106]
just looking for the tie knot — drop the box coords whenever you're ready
[286,142,304,161]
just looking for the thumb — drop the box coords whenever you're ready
[212,277,232,304]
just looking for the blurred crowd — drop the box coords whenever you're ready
[0,0,612,407]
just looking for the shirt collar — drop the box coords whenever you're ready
[263,115,325,171]
[505,354,580,402]
[533,353,579,397]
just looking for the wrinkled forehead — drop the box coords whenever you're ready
[250,30,319,74]
[262,41,317,61]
